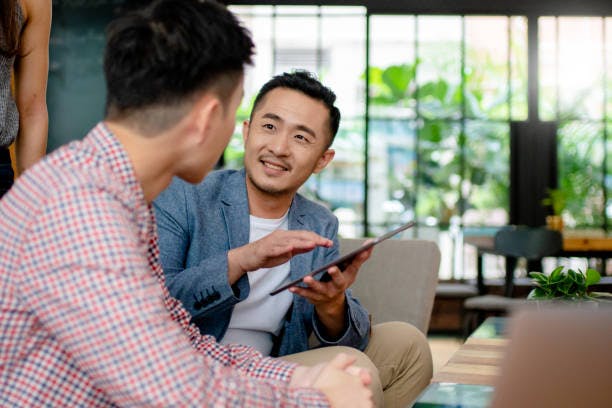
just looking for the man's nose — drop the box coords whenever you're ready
[268,134,290,155]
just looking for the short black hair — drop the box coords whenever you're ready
[250,71,341,146]
[104,0,254,131]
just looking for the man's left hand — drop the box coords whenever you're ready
[289,245,373,338]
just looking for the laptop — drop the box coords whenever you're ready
[490,306,612,408]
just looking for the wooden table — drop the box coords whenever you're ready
[465,230,612,257]
[464,230,612,295]
[431,337,508,386]
[562,234,612,253]
[414,317,507,407]
[432,317,508,386]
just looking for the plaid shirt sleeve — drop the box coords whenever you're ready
[17,182,329,407]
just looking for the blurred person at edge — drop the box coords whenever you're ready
[0,0,50,198]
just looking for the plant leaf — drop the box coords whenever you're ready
[528,287,547,299]
[575,271,586,285]
[529,272,549,284]
[557,280,573,296]
[550,266,564,282]
[585,268,601,286]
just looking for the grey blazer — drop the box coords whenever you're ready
[153,169,370,356]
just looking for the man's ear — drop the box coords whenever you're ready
[193,95,221,146]
[313,149,335,174]
[242,120,250,144]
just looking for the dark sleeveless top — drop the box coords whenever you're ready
[0,1,24,147]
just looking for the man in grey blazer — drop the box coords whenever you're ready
[154,71,432,407]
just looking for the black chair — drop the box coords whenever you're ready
[494,227,563,297]
[462,227,563,338]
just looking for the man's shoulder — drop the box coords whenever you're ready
[14,139,116,202]
[165,168,242,201]
[200,168,241,189]
[1,140,134,236]
[293,193,337,223]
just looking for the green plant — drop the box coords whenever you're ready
[528,266,610,300]
[541,188,566,216]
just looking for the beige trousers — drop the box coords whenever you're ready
[281,321,433,408]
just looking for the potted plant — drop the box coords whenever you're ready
[541,188,566,230]
[528,266,612,307]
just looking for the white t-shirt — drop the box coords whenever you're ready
[221,212,294,355]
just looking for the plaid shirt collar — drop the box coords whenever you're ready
[89,121,155,241]
[90,121,143,201]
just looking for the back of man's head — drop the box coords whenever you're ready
[104,0,254,134]
[251,71,341,146]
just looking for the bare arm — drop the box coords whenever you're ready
[14,0,51,174]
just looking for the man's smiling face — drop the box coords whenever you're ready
[243,87,335,198]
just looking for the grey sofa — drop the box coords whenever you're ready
[339,238,441,333]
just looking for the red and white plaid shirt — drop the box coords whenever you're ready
[0,123,329,407]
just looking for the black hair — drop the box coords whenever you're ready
[103,0,254,131]
[250,70,341,146]
[0,0,19,57]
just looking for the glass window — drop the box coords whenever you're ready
[607,123,612,228]
[367,118,417,236]
[464,120,509,226]
[607,18,612,121]
[557,18,604,120]
[465,16,510,120]
[539,16,609,229]
[510,17,529,120]
[369,16,417,119]
[369,16,417,235]
[417,16,463,120]
[317,9,367,235]
[368,15,524,232]
[540,17,606,121]
[539,17,558,121]
[416,120,462,224]
[558,121,605,228]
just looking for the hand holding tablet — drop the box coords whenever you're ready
[270,221,416,296]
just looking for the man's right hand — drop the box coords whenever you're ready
[290,353,374,408]
[227,230,333,284]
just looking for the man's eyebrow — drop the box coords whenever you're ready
[261,112,282,122]
[261,112,317,138]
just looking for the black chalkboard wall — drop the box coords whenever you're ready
[48,1,128,152]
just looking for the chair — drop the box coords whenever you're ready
[339,238,441,334]
[462,227,562,338]
[494,226,563,297]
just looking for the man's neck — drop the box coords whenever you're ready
[245,178,294,219]
[106,121,176,203]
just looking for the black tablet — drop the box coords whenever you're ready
[269,221,416,296]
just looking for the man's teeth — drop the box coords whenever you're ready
[263,161,286,171]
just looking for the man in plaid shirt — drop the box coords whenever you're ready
[0,0,373,406]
